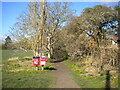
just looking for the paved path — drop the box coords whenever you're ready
[53,61,80,88]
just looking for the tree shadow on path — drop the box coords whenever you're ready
[50,58,64,63]
[44,67,57,70]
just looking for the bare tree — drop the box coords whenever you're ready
[45,2,73,58]
[11,1,73,57]
[11,2,42,56]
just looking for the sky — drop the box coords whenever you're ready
[1,1,119,41]
[2,2,28,38]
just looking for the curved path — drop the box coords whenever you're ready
[53,61,80,88]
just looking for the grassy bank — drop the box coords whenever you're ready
[64,60,118,88]
[2,49,56,88]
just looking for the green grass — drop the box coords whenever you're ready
[64,60,118,88]
[2,50,33,61]
[2,49,56,88]
[2,71,55,88]
[71,71,105,88]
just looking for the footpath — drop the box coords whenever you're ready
[53,61,80,88]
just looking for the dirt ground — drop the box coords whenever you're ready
[53,61,80,88]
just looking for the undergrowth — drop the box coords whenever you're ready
[64,60,118,88]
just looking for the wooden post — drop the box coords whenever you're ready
[36,66,39,70]
[42,65,44,70]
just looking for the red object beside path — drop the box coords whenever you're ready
[40,57,49,61]
[40,56,49,65]
[32,56,49,66]
[32,57,40,66]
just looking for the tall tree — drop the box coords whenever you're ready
[74,5,118,46]
[114,5,120,40]
[11,2,41,56]
[11,1,73,57]
[40,0,46,56]
[45,2,73,58]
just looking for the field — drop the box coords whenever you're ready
[2,49,56,88]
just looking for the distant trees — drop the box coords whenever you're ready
[2,36,12,49]
[13,38,32,50]
[5,36,12,46]
[0,36,13,49]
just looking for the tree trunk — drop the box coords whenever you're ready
[34,49,39,56]
[35,51,39,56]
[48,52,51,58]
[40,0,46,56]
[47,35,52,58]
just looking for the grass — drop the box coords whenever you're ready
[2,71,55,88]
[2,49,56,88]
[64,60,118,88]
[71,71,105,88]
[2,49,33,62]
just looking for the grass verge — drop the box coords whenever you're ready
[64,60,118,88]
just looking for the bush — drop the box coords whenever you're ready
[53,49,68,59]
[61,50,68,60]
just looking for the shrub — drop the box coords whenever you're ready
[52,49,68,59]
